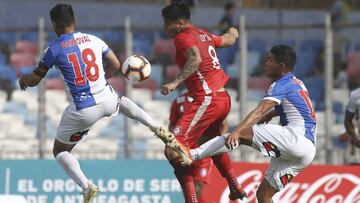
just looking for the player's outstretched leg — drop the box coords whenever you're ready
[117,96,177,147]
[82,183,100,203]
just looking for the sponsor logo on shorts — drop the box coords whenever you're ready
[280,174,294,186]
[173,126,181,135]
[262,142,281,157]
[69,130,89,142]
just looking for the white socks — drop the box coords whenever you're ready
[56,151,89,190]
[118,96,157,131]
[190,133,239,160]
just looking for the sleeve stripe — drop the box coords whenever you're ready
[102,47,111,56]
[263,97,281,104]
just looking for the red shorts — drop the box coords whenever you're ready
[172,91,231,148]
[192,157,213,184]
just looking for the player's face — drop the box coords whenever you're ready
[163,18,182,38]
[264,53,282,79]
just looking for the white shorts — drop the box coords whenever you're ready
[56,85,119,144]
[252,124,316,191]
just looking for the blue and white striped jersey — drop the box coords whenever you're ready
[40,32,111,110]
[264,73,317,144]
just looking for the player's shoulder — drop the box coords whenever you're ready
[349,88,360,100]
[174,32,189,42]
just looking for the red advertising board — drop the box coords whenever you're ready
[203,162,360,203]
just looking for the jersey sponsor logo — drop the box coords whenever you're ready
[280,174,294,186]
[262,142,281,157]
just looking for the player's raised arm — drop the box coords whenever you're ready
[103,49,121,78]
[19,63,49,90]
[218,27,239,48]
[161,46,202,95]
[226,99,277,149]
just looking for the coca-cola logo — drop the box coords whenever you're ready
[219,170,360,203]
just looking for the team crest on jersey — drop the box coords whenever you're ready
[173,126,182,135]
[280,174,294,186]
[199,168,208,177]
[262,142,281,157]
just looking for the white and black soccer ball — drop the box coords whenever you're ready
[121,55,151,83]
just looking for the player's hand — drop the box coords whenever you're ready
[19,77,28,91]
[225,131,240,150]
[227,27,239,38]
[161,82,178,95]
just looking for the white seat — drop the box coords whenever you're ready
[130,89,153,104]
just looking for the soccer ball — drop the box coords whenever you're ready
[121,55,151,83]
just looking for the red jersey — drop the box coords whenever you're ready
[174,25,230,97]
[169,92,193,127]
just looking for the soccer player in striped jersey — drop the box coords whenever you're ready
[19,4,176,203]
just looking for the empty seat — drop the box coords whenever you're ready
[45,78,64,90]
[247,76,271,91]
[131,88,153,102]
[107,76,125,94]
[165,64,179,81]
[133,78,157,93]
[10,52,35,73]
[299,39,323,53]
[149,64,163,86]
[153,39,176,58]
[15,41,37,54]
[271,39,296,48]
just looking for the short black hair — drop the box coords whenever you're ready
[270,45,296,69]
[50,4,75,28]
[225,2,235,11]
[162,3,191,21]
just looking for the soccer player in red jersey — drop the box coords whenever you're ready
[169,91,229,203]
[160,3,246,202]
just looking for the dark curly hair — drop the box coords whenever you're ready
[270,45,296,69]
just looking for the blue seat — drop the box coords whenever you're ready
[294,52,317,78]
[133,39,152,57]
[46,67,60,78]
[19,32,38,42]
[354,41,360,51]
[0,32,16,44]
[0,65,16,83]
[271,39,296,49]
[103,31,125,42]
[47,32,58,43]
[299,39,323,53]
[248,38,267,56]
[133,32,154,44]
[19,67,34,76]
[0,53,6,64]
[303,76,324,111]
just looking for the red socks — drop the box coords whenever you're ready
[211,153,236,180]
[170,158,199,203]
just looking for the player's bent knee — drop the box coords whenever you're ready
[52,138,76,157]
[256,179,277,203]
